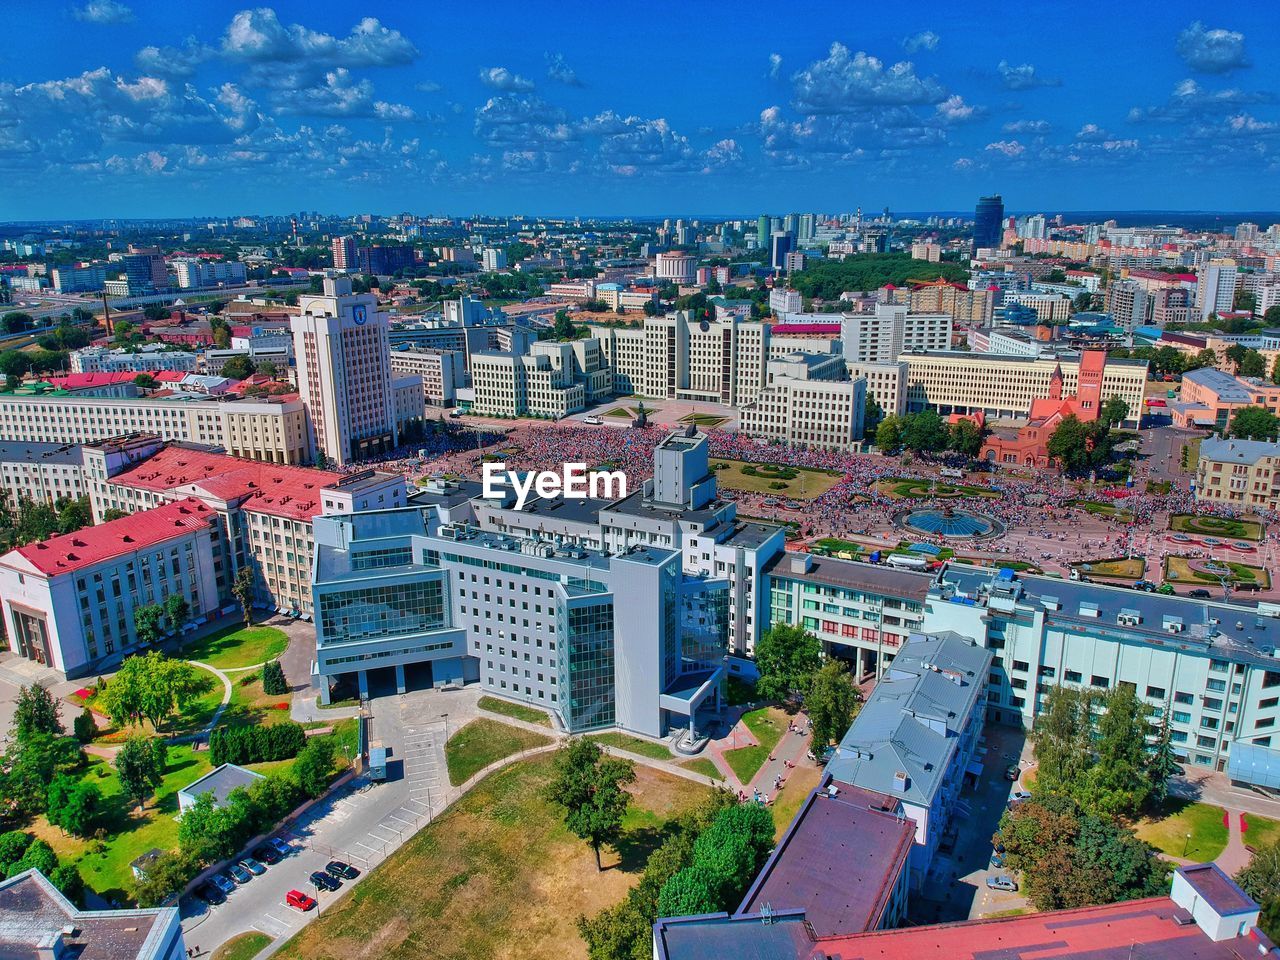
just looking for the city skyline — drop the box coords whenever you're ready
[1,1,1277,218]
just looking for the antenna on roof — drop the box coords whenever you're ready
[760,902,774,926]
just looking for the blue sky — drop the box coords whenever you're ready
[1,1,1277,218]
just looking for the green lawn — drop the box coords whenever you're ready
[477,695,552,726]
[1164,556,1272,589]
[444,718,552,786]
[710,459,841,500]
[679,757,722,780]
[1134,800,1229,862]
[1245,812,1280,851]
[1169,514,1264,542]
[811,538,864,557]
[178,624,290,670]
[880,478,999,500]
[275,757,710,960]
[723,707,788,784]
[1073,557,1146,580]
[588,732,673,762]
[213,932,273,960]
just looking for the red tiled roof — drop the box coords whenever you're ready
[46,372,138,389]
[805,897,1267,959]
[107,445,343,522]
[13,498,213,576]
[154,371,189,382]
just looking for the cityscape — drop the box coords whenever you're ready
[2,4,1280,960]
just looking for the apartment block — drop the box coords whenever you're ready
[738,354,867,451]
[1195,437,1280,511]
[0,440,87,508]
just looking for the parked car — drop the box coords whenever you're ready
[253,844,282,865]
[286,889,316,912]
[1188,588,1212,599]
[987,875,1019,892]
[309,870,340,892]
[239,857,266,876]
[196,883,226,906]
[1009,789,1032,804]
[989,853,1005,869]
[326,860,360,880]
[210,873,237,896]
[582,416,603,425]
[267,837,292,858]
[228,863,253,885]
[1004,764,1020,781]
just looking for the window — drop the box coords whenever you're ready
[1091,675,1110,689]
[1261,697,1279,709]
[1065,670,1082,683]
[1012,660,1029,672]
[1039,666,1056,679]
[1197,735,1217,749]
[1206,679,1226,693]
[1174,691,1194,705]
[1204,697,1223,711]
[1146,685,1166,700]
[1201,717,1219,730]
[1173,711,1191,724]
[1257,717,1275,729]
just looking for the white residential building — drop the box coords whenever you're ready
[841,304,952,364]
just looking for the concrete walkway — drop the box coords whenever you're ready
[1218,810,1252,875]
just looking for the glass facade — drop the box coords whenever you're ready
[678,579,729,675]
[318,577,448,644]
[560,600,615,731]
[350,546,413,570]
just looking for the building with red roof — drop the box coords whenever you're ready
[0,498,220,676]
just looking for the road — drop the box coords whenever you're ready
[180,684,477,954]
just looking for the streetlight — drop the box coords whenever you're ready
[1183,832,1192,857]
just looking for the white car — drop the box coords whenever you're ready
[582,416,603,425]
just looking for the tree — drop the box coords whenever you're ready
[752,623,821,701]
[862,395,884,438]
[72,707,96,744]
[1238,841,1280,928]
[900,410,948,453]
[1272,354,1280,386]
[294,735,337,797]
[0,733,83,820]
[1229,406,1280,441]
[12,684,62,741]
[1100,395,1129,427]
[657,803,773,914]
[1073,291,1093,313]
[220,355,255,381]
[875,415,903,452]
[232,566,255,624]
[1148,716,1181,806]
[55,497,92,535]
[546,738,636,870]
[262,660,288,696]
[133,373,158,389]
[1084,684,1153,817]
[100,652,209,731]
[256,359,278,379]
[1046,414,1113,472]
[947,419,985,457]
[806,659,861,751]
[132,604,165,645]
[0,312,34,335]
[1030,686,1096,799]
[162,594,189,634]
[134,850,199,907]
[45,775,100,837]
[116,735,167,810]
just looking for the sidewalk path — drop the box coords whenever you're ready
[1217,810,1252,875]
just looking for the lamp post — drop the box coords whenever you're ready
[1183,832,1192,857]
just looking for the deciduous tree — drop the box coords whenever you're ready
[546,738,636,871]
[753,623,821,701]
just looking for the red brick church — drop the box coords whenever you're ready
[975,350,1107,469]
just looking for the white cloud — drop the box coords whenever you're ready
[935,94,978,123]
[791,42,946,113]
[997,60,1060,91]
[415,80,443,94]
[1176,21,1248,74]
[985,139,1025,157]
[902,31,939,53]
[72,0,132,24]
[222,10,417,68]
[767,53,783,80]
[545,52,582,86]
[479,66,535,92]
[1003,119,1050,133]
[272,68,415,120]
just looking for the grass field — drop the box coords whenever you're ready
[710,459,841,499]
[1072,557,1146,580]
[445,718,552,786]
[878,478,999,500]
[213,932,273,960]
[811,538,864,557]
[1134,800,1229,862]
[723,707,789,784]
[678,413,728,428]
[1164,556,1271,589]
[274,756,711,960]
[1169,514,1264,541]
[178,624,290,670]
[1068,499,1136,520]
[588,732,673,762]
[603,406,634,419]
[679,757,722,780]
[1244,812,1280,851]
[478,695,552,726]
[769,762,821,841]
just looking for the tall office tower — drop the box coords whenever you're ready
[1023,214,1047,239]
[292,276,397,466]
[123,245,167,294]
[757,215,770,250]
[972,195,1005,254]
[1236,223,1260,243]
[783,213,798,234]
[1196,261,1239,319]
[770,231,794,271]
[798,213,816,242]
[331,235,357,271]
[1105,280,1149,332]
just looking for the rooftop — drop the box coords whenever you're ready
[765,552,932,602]
[178,763,264,807]
[1199,437,1280,466]
[737,780,913,936]
[825,632,992,808]
[0,868,178,960]
[1183,367,1257,403]
[9,498,213,576]
[0,440,84,467]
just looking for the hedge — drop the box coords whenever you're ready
[209,721,306,767]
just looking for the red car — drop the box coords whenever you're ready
[286,889,316,912]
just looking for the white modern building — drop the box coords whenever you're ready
[1198,262,1240,320]
[841,304,952,364]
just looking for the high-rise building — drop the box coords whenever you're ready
[292,276,399,465]
[331,235,357,271]
[481,247,507,271]
[1105,280,1149,332]
[357,245,415,275]
[972,195,1004,255]
[122,246,167,295]
[757,215,770,250]
[771,231,794,271]
[1196,261,1239,319]
[798,213,816,242]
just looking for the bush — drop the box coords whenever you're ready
[768,481,788,490]
[261,660,288,696]
[73,707,96,744]
[208,722,307,767]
